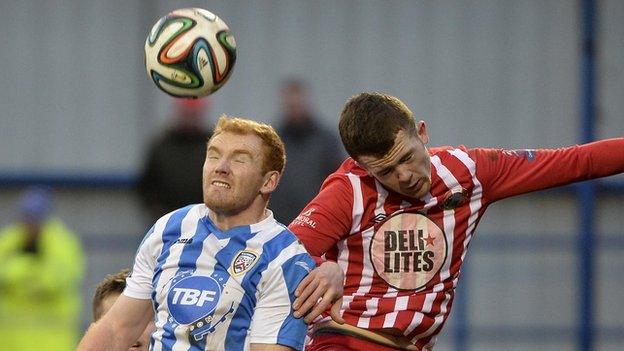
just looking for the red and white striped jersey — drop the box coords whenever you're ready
[289,138,624,350]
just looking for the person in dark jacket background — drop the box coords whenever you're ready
[271,77,344,224]
[137,98,212,223]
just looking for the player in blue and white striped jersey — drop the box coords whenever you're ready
[78,116,314,351]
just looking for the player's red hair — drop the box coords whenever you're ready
[210,115,286,174]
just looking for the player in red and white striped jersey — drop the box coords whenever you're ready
[289,92,624,350]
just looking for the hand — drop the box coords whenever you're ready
[293,261,345,324]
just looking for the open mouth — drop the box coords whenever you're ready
[405,178,423,193]
[211,180,231,189]
[413,179,423,190]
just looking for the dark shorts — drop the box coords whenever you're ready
[306,331,402,351]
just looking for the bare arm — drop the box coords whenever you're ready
[77,295,153,351]
[250,344,294,351]
[293,261,345,324]
[287,176,352,324]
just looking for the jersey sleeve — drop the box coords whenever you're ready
[288,174,354,256]
[248,242,316,351]
[124,226,159,300]
[471,137,624,203]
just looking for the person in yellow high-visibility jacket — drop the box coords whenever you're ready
[0,187,85,351]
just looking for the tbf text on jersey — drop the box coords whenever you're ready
[125,204,315,350]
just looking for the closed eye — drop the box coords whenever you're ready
[206,149,220,161]
[400,153,413,163]
[233,155,251,163]
[379,168,392,176]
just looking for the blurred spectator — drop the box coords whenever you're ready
[91,269,155,351]
[137,97,212,223]
[271,78,344,223]
[0,186,85,351]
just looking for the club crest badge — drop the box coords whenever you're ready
[230,250,258,275]
[442,188,469,210]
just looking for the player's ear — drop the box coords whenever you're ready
[416,121,429,144]
[260,171,280,195]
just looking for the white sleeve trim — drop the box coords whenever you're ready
[124,212,170,301]
[122,287,152,300]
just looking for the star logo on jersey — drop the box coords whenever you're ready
[230,250,258,275]
[424,234,436,246]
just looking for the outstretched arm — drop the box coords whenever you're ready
[77,295,153,351]
[473,137,624,202]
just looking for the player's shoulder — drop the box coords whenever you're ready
[330,157,356,174]
[166,203,206,221]
[147,204,206,241]
[429,145,478,163]
[327,157,370,179]
[429,145,469,155]
[262,222,305,251]
[259,225,314,269]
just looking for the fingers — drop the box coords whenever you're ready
[303,293,333,324]
[329,297,345,324]
[294,273,313,297]
[293,276,320,316]
[293,263,346,322]
[293,273,319,307]
[294,282,326,319]
[303,287,341,324]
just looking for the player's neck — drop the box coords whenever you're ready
[208,202,269,232]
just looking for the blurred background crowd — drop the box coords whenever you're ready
[0,1,622,350]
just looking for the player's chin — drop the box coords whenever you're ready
[205,191,229,204]
[205,197,240,214]
[403,182,430,199]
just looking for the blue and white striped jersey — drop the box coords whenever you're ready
[124,204,315,351]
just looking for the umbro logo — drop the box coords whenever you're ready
[373,214,387,223]
[175,238,193,244]
[295,261,312,273]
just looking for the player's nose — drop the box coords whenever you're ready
[214,158,231,174]
[396,165,412,184]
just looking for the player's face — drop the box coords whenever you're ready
[358,124,431,199]
[203,131,272,215]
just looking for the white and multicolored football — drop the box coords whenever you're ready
[145,8,236,98]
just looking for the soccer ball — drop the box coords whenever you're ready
[145,8,237,98]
